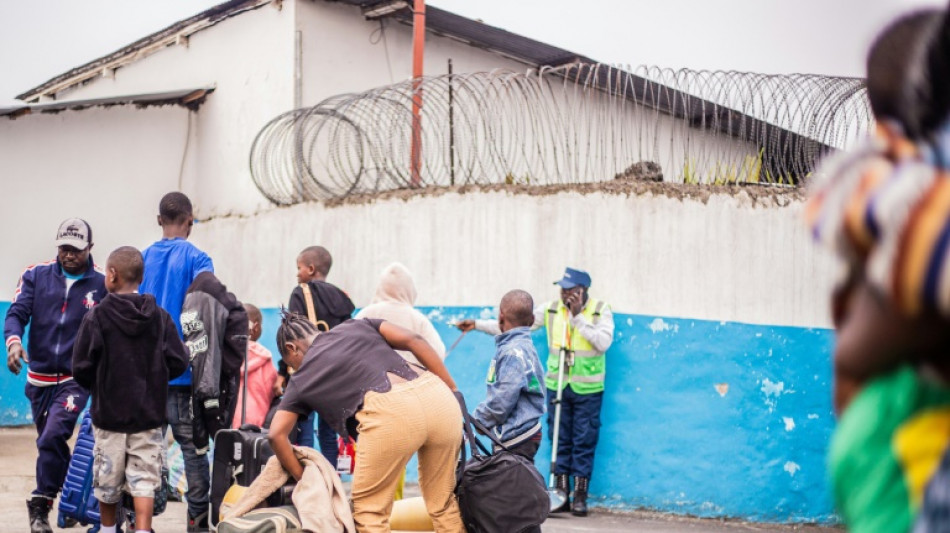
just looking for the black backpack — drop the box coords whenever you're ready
[454,394,549,533]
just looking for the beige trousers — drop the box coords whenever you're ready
[352,372,464,533]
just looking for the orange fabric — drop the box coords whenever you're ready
[232,341,279,428]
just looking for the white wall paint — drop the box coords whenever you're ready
[294,0,531,104]
[51,2,297,219]
[0,106,193,297]
[36,0,536,218]
[196,189,836,328]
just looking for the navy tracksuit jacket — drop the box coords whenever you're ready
[4,257,106,497]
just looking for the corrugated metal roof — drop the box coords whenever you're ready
[337,1,593,67]
[0,88,215,118]
[393,5,594,67]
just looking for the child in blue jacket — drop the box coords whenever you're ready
[473,289,547,461]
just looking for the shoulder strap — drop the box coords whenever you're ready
[468,414,508,453]
[300,283,317,323]
[299,283,330,331]
[455,393,477,486]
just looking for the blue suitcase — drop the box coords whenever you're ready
[57,411,105,532]
[58,412,166,532]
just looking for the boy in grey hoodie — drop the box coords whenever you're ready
[473,290,547,461]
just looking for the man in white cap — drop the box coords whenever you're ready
[4,218,106,533]
[456,267,614,517]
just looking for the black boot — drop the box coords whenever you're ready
[188,509,210,533]
[571,477,590,517]
[551,474,571,513]
[26,496,53,533]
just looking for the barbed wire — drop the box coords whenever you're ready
[250,63,871,205]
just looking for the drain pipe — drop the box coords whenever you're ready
[410,0,425,187]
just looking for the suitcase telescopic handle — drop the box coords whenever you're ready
[233,334,250,426]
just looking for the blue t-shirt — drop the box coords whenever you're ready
[62,268,83,281]
[140,238,214,386]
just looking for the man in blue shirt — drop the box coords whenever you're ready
[140,192,214,532]
[5,218,106,533]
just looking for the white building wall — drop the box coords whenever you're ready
[294,0,531,105]
[19,0,763,219]
[196,189,837,328]
[49,3,297,219]
[35,0,535,219]
[0,106,193,297]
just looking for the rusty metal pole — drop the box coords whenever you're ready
[448,58,455,186]
[410,0,425,187]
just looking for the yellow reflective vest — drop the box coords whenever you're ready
[543,298,607,394]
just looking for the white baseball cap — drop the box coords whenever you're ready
[55,218,92,250]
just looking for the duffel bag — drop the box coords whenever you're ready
[217,506,302,533]
[454,394,548,533]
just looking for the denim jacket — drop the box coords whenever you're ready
[473,326,547,446]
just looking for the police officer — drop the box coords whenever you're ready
[456,267,614,516]
[4,219,106,533]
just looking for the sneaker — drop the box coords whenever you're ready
[187,510,209,533]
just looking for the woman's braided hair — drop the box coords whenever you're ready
[276,308,319,358]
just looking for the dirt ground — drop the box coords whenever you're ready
[0,426,837,533]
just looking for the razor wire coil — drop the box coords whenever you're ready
[250,63,871,205]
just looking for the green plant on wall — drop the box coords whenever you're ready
[679,148,805,186]
[681,159,699,184]
[504,172,532,185]
[743,148,764,184]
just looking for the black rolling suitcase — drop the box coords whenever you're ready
[209,336,294,527]
[210,426,287,525]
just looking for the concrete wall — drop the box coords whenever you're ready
[193,189,837,521]
[0,185,839,521]
[250,305,832,522]
[421,308,835,522]
[0,301,837,522]
[196,188,836,328]
[193,188,838,521]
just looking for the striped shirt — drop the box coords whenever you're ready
[807,143,950,318]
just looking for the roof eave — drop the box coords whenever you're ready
[0,87,216,118]
[15,0,270,102]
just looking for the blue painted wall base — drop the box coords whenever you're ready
[0,302,835,522]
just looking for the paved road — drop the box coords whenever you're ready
[0,426,838,532]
